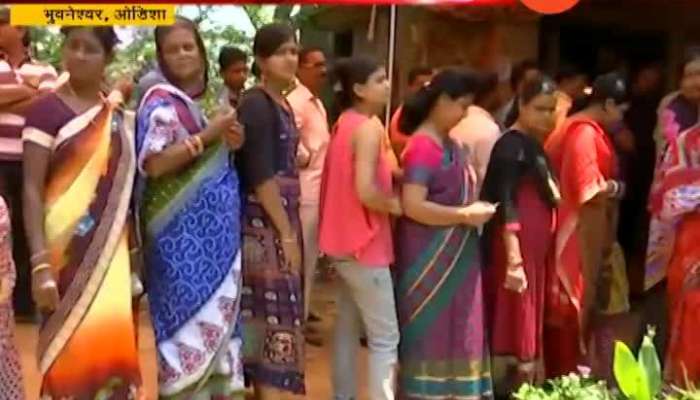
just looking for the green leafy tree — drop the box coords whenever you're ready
[26,5,320,113]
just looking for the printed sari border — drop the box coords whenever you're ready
[22,126,53,149]
[144,145,228,237]
[158,253,243,397]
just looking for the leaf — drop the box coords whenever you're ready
[614,340,647,400]
[638,328,662,398]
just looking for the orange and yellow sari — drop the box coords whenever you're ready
[22,90,142,398]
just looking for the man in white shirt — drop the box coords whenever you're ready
[450,72,504,192]
[286,46,330,336]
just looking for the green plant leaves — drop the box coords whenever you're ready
[514,374,612,400]
[639,329,662,399]
[614,340,649,400]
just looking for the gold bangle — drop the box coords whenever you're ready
[32,263,52,275]
[192,135,204,154]
[281,236,297,244]
[183,138,198,157]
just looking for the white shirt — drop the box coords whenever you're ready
[286,81,330,205]
[450,105,502,192]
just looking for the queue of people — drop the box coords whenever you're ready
[2,8,700,400]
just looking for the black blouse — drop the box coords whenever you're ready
[480,129,558,227]
[235,87,297,192]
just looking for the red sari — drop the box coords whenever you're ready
[645,102,700,383]
[544,116,618,377]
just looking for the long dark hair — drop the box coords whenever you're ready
[331,55,383,111]
[154,16,208,98]
[399,68,482,134]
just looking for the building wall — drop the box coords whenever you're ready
[392,8,540,103]
[304,6,540,106]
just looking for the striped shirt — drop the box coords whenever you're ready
[0,58,58,161]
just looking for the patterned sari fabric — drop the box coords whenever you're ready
[135,83,244,399]
[22,91,142,398]
[645,95,700,290]
[394,135,493,399]
[645,95,700,384]
[0,197,25,399]
[236,89,305,395]
[544,117,619,377]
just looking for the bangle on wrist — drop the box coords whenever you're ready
[281,234,297,244]
[184,137,198,157]
[32,263,52,275]
[193,135,204,154]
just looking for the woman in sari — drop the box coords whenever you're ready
[394,69,497,399]
[23,27,142,398]
[481,75,560,395]
[235,23,305,399]
[544,73,628,378]
[320,55,400,400]
[645,52,700,384]
[135,17,245,399]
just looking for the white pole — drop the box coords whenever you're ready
[384,4,397,129]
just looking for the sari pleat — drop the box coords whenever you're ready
[26,91,143,399]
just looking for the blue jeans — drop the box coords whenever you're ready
[331,259,399,400]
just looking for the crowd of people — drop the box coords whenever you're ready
[1,7,700,400]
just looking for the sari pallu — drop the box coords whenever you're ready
[544,117,619,377]
[644,122,700,384]
[22,90,142,398]
[394,136,493,399]
[135,83,244,399]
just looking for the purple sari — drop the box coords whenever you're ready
[394,135,493,399]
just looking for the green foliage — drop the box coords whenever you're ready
[25,5,319,115]
[514,373,614,400]
[613,326,663,400]
[615,340,648,399]
[30,27,62,69]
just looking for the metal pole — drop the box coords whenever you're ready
[384,4,397,129]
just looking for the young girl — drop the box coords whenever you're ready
[236,23,306,399]
[319,56,401,400]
